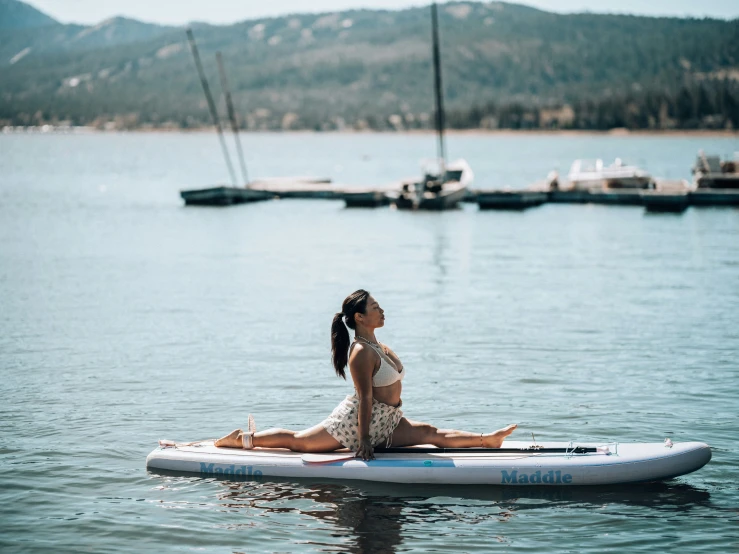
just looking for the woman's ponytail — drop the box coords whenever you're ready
[331,312,350,379]
[330,289,370,379]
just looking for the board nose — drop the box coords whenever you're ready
[686,442,712,471]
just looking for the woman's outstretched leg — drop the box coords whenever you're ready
[390,418,517,448]
[214,429,245,448]
[215,423,343,453]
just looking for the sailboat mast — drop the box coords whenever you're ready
[186,29,237,187]
[216,51,250,186]
[430,2,446,168]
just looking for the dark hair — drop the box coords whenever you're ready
[331,289,370,379]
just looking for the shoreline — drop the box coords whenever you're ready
[3,125,738,138]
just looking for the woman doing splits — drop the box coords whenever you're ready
[215,289,516,460]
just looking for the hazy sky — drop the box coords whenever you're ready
[25,0,739,26]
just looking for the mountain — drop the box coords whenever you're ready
[0,0,57,30]
[1,1,738,130]
[0,15,173,60]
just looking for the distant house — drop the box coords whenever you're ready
[539,105,575,129]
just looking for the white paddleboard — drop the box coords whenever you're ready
[146,440,711,486]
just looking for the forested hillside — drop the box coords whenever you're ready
[1,0,738,130]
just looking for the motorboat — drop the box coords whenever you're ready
[692,151,739,189]
[567,158,654,189]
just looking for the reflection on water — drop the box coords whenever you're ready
[151,470,713,553]
[217,482,404,552]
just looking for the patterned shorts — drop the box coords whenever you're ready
[322,394,404,451]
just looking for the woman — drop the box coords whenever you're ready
[215,289,516,460]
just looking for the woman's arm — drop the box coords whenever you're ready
[348,344,377,460]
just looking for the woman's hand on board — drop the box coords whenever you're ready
[355,437,375,461]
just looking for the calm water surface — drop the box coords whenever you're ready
[1,132,738,552]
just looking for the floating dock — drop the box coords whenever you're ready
[477,190,548,210]
[180,186,273,206]
[689,189,739,206]
[473,179,739,211]
[181,180,739,209]
[180,178,335,206]
[343,189,393,208]
[641,191,690,213]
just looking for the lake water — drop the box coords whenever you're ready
[1,131,738,552]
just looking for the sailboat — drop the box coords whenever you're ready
[395,2,473,211]
[179,29,329,206]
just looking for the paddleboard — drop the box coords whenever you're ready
[146,439,711,486]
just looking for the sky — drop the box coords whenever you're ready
[24,0,739,26]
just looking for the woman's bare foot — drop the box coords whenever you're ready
[214,429,243,448]
[482,424,517,448]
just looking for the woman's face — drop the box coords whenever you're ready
[357,295,385,329]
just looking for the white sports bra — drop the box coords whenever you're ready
[351,340,405,387]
